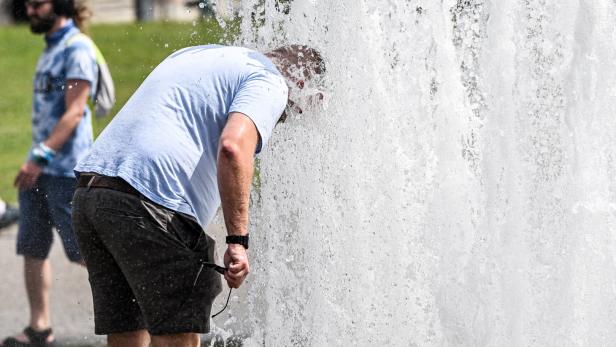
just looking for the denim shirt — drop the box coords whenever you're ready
[31,19,98,177]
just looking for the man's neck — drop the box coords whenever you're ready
[46,17,69,37]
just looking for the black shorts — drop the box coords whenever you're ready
[72,178,222,336]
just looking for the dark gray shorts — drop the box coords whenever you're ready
[72,183,222,336]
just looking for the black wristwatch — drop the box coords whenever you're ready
[226,234,249,249]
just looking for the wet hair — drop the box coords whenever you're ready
[53,0,92,32]
[265,45,326,125]
[265,45,326,81]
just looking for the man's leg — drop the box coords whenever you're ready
[107,330,150,347]
[107,330,200,347]
[17,175,81,345]
[5,257,56,345]
[3,177,56,345]
[47,176,82,264]
[151,333,200,347]
[25,257,52,331]
[72,187,148,337]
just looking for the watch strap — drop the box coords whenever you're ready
[226,234,249,249]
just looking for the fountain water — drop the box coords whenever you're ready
[211,1,616,346]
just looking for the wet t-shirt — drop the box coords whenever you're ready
[76,45,288,227]
[32,19,98,177]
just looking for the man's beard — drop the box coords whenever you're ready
[29,12,58,34]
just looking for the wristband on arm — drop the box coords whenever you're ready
[29,143,57,166]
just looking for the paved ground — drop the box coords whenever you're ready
[0,219,241,347]
[0,224,104,346]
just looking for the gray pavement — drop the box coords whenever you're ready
[0,220,237,347]
[0,224,104,346]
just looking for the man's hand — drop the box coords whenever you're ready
[223,244,250,288]
[14,160,43,190]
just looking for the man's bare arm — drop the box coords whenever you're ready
[14,79,90,190]
[217,112,259,288]
[44,79,90,150]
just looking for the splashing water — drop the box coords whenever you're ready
[212,1,616,346]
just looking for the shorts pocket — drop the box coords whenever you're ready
[140,200,171,231]
[167,212,206,252]
[98,207,147,228]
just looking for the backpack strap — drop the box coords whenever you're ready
[66,32,106,65]
[64,32,116,117]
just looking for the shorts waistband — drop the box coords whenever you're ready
[76,174,141,197]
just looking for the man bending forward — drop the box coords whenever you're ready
[72,44,324,347]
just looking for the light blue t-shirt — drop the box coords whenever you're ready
[32,19,98,177]
[76,45,288,227]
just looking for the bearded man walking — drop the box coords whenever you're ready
[2,1,99,346]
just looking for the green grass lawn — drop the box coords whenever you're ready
[0,20,227,203]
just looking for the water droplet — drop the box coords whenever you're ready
[199,2,206,9]
[164,43,169,48]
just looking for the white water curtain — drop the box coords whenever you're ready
[211,1,616,346]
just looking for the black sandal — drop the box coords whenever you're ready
[2,327,55,347]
